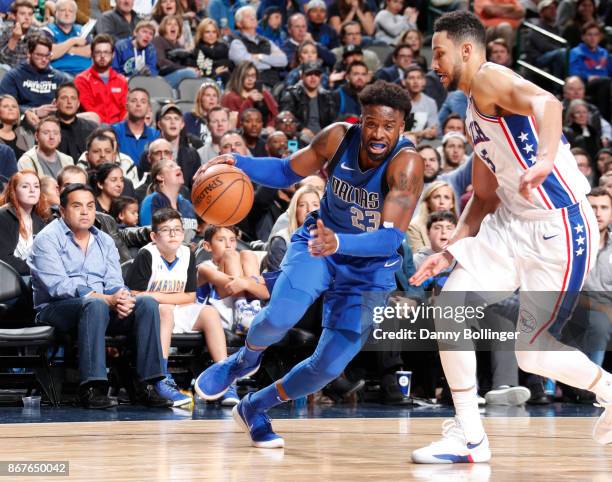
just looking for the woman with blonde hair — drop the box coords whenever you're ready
[407,181,459,252]
[183,80,221,144]
[193,18,231,85]
[0,94,35,159]
[264,185,321,272]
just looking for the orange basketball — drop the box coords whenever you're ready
[191,164,254,226]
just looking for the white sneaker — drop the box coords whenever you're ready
[411,418,491,464]
[485,385,531,406]
[593,398,612,445]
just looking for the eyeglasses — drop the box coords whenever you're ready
[31,52,51,59]
[278,118,296,124]
[157,227,184,236]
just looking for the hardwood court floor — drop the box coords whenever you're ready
[0,417,609,482]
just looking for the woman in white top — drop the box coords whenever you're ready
[0,170,49,275]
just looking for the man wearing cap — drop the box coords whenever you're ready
[523,0,560,65]
[281,12,336,70]
[112,20,158,77]
[138,104,200,188]
[279,61,337,140]
[402,64,438,141]
[305,0,339,50]
[331,21,380,73]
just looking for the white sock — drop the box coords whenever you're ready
[234,297,247,308]
[452,386,485,443]
[591,369,612,402]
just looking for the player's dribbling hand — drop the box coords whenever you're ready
[409,251,453,286]
[193,154,237,184]
[308,219,338,257]
[518,160,553,203]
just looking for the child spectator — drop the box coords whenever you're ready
[126,208,238,406]
[197,225,270,334]
[111,195,139,228]
[413,210,458,290]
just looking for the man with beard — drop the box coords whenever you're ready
[333,60,368,117]
[197,106,231,164]
[403,65,438,141]
[55,82,97,161]
[417,144,472,202]
[194,80,423,448]
[274,111,307,151]
[266,131,288,158]
[75,34,128,125]
[112,87,159,165]
[411,11,611,463]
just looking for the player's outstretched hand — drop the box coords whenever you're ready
[308,219,338,257]
[519,160,553,203]
[193,154,237,184]
[409,251,453,286]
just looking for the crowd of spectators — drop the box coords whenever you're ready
[0,0,610,409]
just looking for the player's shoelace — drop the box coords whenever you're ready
[439,418,466,443]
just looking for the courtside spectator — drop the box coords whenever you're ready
[17,116,73,178]
[560,0,597,48]
[403,65,438,141]
[92,163,128,214]
[440,131,468,171]
[0,94,34,159]
[374,0,418,45]
[139,155,198,243]
[153,15,200,89]
[332,59,368,117]
[151,0,194,50]
[0,0,39,67]
[112,88,160,166]
[184,80,222,144]
[229,6,288,88]
[222,61,279,129]
[524,0,562,67]
[280,62,336,138]
[75,35,128,125]
[0,170,48,275]
[0,35,69,117]
[562,76,610,144]
[28,183,170,409]
[43,0,92,76]
[193,18,232,85]
[486,37,512,67]
[305,0,340,50]
[328,0,375,38]
[473,0,525,47]
[418,144,472,200]
[374,44,414,84]
[197,105,231,163]
[568,22,612,81]
[55,82,97,162]
[219,130,248,155]
[112,20,158,77]
[281,12,335,71]
[332,22,379,72]
[0,144,17,185]
[563,99,602,161]
[207,0,246,33]
[240,108,267,156]
[96,0,141,40]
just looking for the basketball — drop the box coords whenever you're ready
[191,164,254,226]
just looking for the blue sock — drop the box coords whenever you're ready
[242,344,263,367]
[162,358,168,377]
[249,382,286,412]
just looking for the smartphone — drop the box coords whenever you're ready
[288,140,298,154]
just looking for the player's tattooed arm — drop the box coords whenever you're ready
[382,149,424,232]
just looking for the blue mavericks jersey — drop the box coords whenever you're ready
[319,124,415,234]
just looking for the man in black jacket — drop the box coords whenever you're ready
[56,82,97,162]
[375,44,414,84]
[279,62,337,140]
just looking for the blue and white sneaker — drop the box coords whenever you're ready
[220,384,240,407]
[593,397,612,445]
[411,418,491,464]
[154,376,192,408]
[194,348,262,401]
[232,394,284,448]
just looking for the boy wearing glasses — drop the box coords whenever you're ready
[126,208,235,406]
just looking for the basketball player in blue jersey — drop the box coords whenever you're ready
[193,80,423,448]
[409,11,612,464]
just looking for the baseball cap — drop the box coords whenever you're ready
[158,103,182,119]
[442,131,467,145]
[305,0,327,11]
[538,0,556,12]
[342,44,363,58]
[301,61,323,75]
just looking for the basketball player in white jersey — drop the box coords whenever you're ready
[409,11,612,463]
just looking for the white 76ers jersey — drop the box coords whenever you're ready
[465,95,591,216]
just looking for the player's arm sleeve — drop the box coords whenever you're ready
[125,250,152,291]
[185,252,197,293]
[233,154,304,188]
[335,225,406,258]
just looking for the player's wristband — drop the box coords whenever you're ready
[335,226,405,258]
[233,154,304,188]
